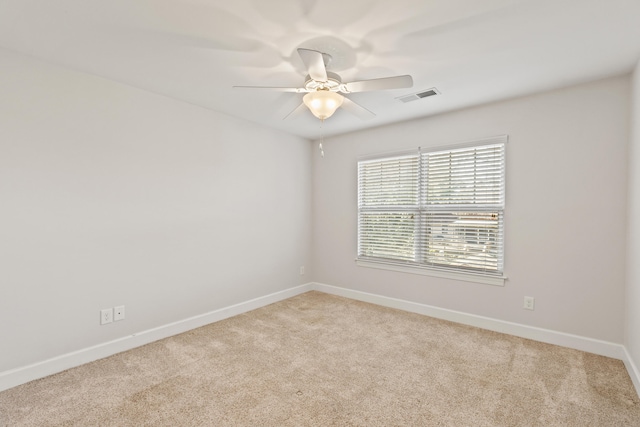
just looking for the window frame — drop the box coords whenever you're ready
[356,136,507,286]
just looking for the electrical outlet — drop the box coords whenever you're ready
[300,266,305,275]
[101,308,113,325]
[523,296,535,311]
[114,305,125,321]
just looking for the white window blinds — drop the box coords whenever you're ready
[358,137,506,277]
[358,154,419,262]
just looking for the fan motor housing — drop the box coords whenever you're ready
[304,71,342,92]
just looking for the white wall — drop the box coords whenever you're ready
[1,43,634,389]
[312,75,630,343]
[627,61,640,382]
[0,49,312,373]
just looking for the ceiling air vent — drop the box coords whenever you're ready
[397,87,440,103]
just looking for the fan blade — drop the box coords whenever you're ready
[297,48,328,82]
[283,103,308,120]
[342,75,413,93]
[233,85,307,93]
[341,97,376,120]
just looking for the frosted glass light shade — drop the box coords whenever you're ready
[303,90,344,120]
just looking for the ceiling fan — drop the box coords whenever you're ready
[234,48,413,121]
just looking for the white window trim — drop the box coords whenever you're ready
[356,135,507,286]
[355,258,507,286]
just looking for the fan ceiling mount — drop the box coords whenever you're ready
[234,48,413,121]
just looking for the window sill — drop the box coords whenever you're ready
[355,259,506,286]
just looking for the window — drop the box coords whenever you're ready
[357,136,506,285]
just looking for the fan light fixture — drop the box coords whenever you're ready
[303,89,344,120]
[234,48,414,122]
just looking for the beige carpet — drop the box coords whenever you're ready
[1,291,639,426]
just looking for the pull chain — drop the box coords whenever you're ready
[319,118,325,158]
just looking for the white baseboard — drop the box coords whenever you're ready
[0,283,313,393]
[311,283,627,360]
[622,347,640,398]
[4,281,638,400]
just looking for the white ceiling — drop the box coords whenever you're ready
[1,0,640,140]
